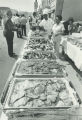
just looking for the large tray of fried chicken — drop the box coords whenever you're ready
[13,59,67,78]
[4,77,79,111]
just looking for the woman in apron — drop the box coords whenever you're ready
[52,15,65,58]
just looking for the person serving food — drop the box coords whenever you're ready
[52,15,65,58]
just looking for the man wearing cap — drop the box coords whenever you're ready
[39,13,54,35]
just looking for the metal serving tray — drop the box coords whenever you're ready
[30,36,48,39]
[30,32,48,39]
[13,59,67,78]
[4,77,79,111]
[25,37,54,51]
[24,45,54,53]
[22,50,57,60]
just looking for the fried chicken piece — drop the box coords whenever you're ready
[13,97,27,107]
[10,90,25,104]
[34,84,45,95]
[33,99,44,107]
[40,93,47,101]
[56,100,65,107]
[25,101,33,108]
[59,90,69,100]
[63,98,73,106]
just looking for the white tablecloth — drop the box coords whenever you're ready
[61,36,82,71]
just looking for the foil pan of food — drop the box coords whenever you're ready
[22,50,57,60]
[27,39,54,51]
[4,77,79,112]
[29,37,48,45]
[30,30,48,38]
[13,60,67,78]
[27,43,54,51]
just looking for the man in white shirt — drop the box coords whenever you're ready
[14,14,20,26]
[13,14,21,38]
[52,16,65,36]
[39,14,54,35]
[52,15,65,58]
[52,22,65,36]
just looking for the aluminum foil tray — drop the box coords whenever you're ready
[22,50,57,60]
[13,60,67,78]
[25,38,54,51]
[4,77,79,111]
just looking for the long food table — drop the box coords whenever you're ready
[0,30,81,120]
[61,33,82,71]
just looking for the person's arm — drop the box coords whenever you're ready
[61,24,65,35]
[39,21,45,30]
[39,21,43,26]
[55,25,65,36]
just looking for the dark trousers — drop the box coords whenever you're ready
[6,32,14,56]
[17,30,22,38]
[16,24,22,38]
[21,25,26,36]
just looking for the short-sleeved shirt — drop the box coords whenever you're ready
[14,16,20,25]
[52,23,65,36]
[39,19,54,34]
[20,17,27,25]
[48,18,54,26]
[32,17,37,26]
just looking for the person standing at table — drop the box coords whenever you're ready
[63,20,69,35]
[14,14,20,37]
[3,10,17,57]
[20,14,27,36]
[32,12,37,26]
[39,14,54,35]
[68,17,75,35]
[29,16,32,28]
[52,15,65,58]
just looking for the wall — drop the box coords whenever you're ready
[55,0,64,16]
[62,0,82,21]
